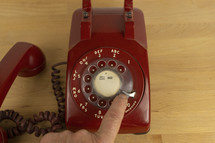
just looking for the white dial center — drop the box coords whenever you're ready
[93,70,121,98]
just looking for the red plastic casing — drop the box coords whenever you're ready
[0,127,7,143]
[66,3,150,133]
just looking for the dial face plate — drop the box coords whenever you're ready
[93,70,121,98]
[70,47,144,119]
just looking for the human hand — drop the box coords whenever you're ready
[40,94,128,143]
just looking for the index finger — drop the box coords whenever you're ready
[96,94,128,142]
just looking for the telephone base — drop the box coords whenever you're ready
[66,7,150,134]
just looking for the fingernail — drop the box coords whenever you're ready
[118,94,129,99]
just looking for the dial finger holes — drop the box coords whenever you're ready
[118,65,126,73]
[108,61,116,67]
[85,85,92,93]
[109,99,113,106]
[84,75,91,83]
[98,99,107,107]
[98,61,106,68]
[89,94,98,102]
[89,66,97,74]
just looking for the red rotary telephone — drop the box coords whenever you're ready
[0,0,150,142]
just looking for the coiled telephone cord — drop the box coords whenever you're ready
[0,62,67,139]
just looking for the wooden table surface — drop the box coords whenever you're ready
[1,0,215,143]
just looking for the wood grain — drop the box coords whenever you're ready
[0,0,215,142]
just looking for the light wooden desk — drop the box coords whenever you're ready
[0,0,215,143]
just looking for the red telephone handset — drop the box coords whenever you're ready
[0,127,7,143]
[0,42,46,142]
[66,0,150,134]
